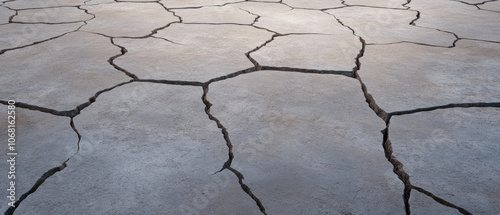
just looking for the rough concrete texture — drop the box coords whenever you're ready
[12,7,94,24]
[80,2,179,37]
[172,5,257,24]
[343,0,408,8]
[358,40,500,113]
[0,23,82,51]
[3,0,86,9]
[389,108,500,214]
[0,31,131,111]
[409,0,500,42]
[208,71,404,214]
[0,6,15,24]
[327,7,456,46]
[0,0,499,214]
[479,0,500,11]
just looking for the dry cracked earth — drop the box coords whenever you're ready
[0,0,499,214]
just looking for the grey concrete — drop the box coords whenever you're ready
[250,34,360,71]
[0,31,131,110]
[0,6,15,24]
[3,83,263,215]
[80,2,179,37]
[390,108,500,214]
[209,71,403,214]
[172,5,256,24]
[409,0,500,42]
[0,0,499,214]
[12,7,93,24]
[282,0,344,9]
[344,0,408,8]
[3,0,86,9]
[358,40,500,113]
[0,23,82,51]
[327,7,456,46]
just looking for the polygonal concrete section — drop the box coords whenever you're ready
[12,7,93,23]
[0,31,131,110]
[390,107,500,214]
[115,24,273,82]
[409,0,500,42]
[172,5,257,24]
[327,7,456,46]
[358,40,500,113]
[80,2,179,37]
[1,0,499,214]
[3,0,86,9]
[208,71,403,214]
[251,34,360,71]
[5,83,262,215]
[0,23,82,51]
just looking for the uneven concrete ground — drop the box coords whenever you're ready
[0,0,499,214]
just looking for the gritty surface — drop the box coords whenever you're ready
[0,0,499,215]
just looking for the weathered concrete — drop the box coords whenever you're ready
[80,2,179,37]
[1,1,499,214]
[0,6,15,24]
[327,7,456,46]
[172,5,256,24]
[409,0,500,42]
[0,23,82,51]
[209,71,403,214]
[282,0,344,9]
[238,2,347,34]
[4,83,262,214]
[12,7,93,23]
[390,107,500,214]
[3,0,86,9]
[0,31,131,110]
[344,0,408,8]
[358,40,500,113]
[115,24,273,82]
[160,0,242,8]
[250,34,360,71]
[479,0,500,12]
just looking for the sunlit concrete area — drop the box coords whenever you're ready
[1,0,499,214]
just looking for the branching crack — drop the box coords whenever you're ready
[4,118,82,215]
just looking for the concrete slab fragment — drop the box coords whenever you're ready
[10,83,261,215]
[0,31,131,110]
[160,0,241,8]
[115,24,273,82]
[0,6,15,24]
[344,0,407,8]
[409,0,500,42]
[282,0,344,9]
[0,23,81,51]
[358,40,500,113]
[85,0,115,5]
[80,2,178,37]
[237,2,347,34]
[250,34,360,71]
[13,7,93,23]
[390,107,500,214]
[3,0,86,9]
[0,109,76,213]
[479,0,500,12]
[172,5,256,24]
[327,7,456,46]
[209,71,404,214]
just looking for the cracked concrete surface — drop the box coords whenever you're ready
[0,0,499,214]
